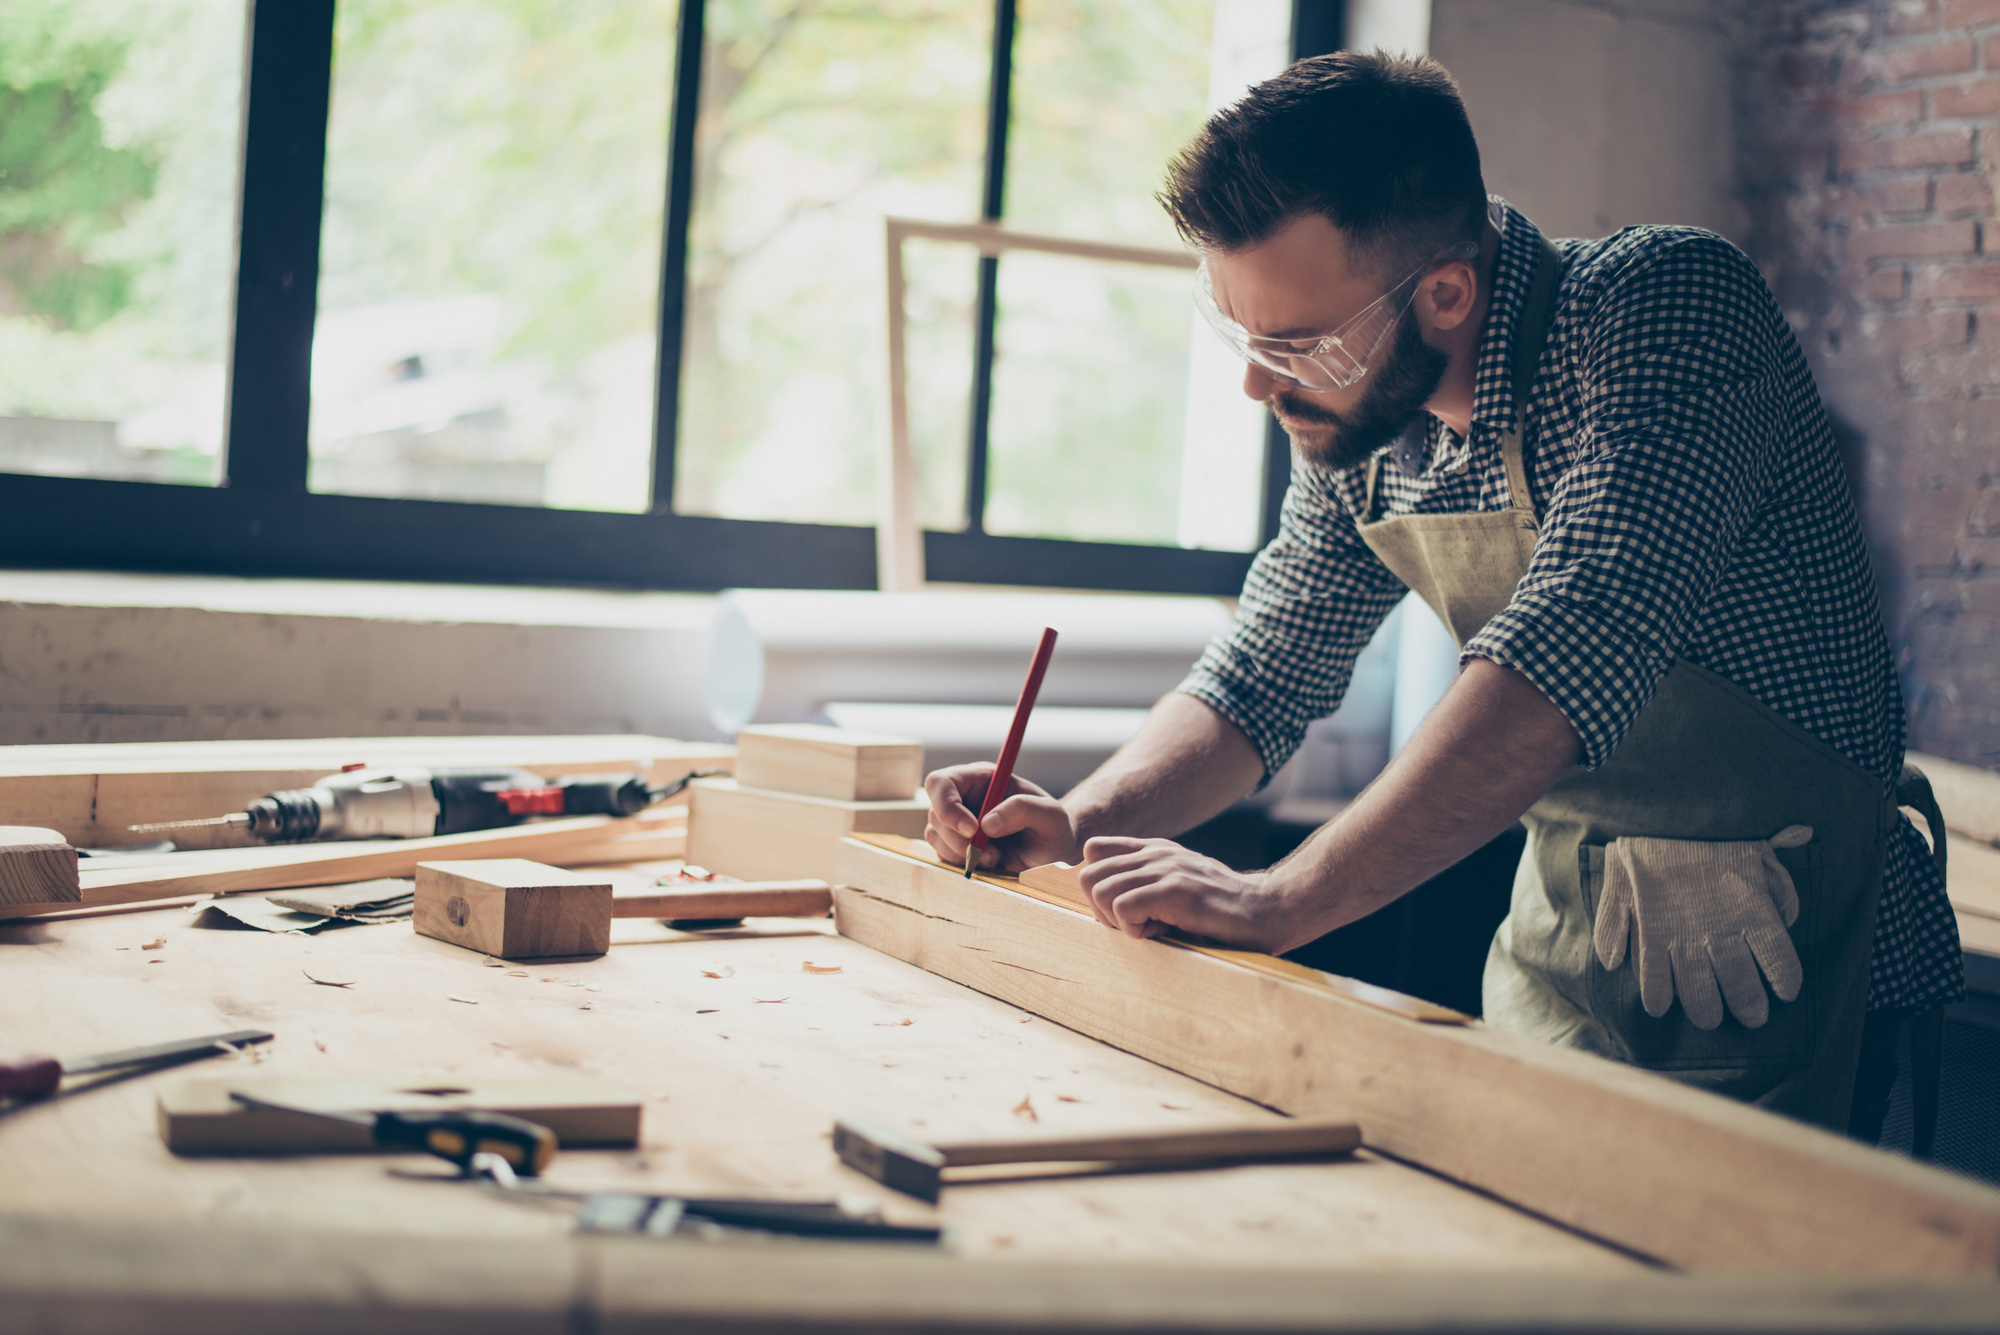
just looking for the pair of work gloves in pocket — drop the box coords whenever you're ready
[1593,825,1813,1030]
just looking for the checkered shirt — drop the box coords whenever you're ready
[1180,200,1962,1014]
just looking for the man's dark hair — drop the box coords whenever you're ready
[1160,50,1488,279]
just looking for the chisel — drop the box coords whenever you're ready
[0,1028,274,1100]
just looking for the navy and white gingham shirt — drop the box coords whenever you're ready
[1181,200,1962,1014]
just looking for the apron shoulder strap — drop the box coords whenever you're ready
[1501,237,1565,530]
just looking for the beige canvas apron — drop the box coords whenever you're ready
[1355,239,1888,1129]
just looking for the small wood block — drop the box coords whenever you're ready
[686,779,927,883]
[413,859,614,960]
[734,724,924,801]
[159,1074,642,1154]
[0,826,79,906]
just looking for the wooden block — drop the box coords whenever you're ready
[612,879,832,920]
[832,834,2000,1277]
[414,859,614,959]
[685,778,926,883]
[734,724,924,801]
[0,826,78,906]
[158,1074,641,1153]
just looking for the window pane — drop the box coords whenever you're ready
[671,0,990,528]
[310,0,674,512]
[0,0,242,486]
[985,0,1287,551]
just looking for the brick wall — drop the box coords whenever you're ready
[1737,0,2000,767]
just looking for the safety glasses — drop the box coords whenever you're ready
[1195,239,1481,393]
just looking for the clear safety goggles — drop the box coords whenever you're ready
[1194,238,1482,393]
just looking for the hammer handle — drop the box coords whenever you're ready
[612,880,831,920]
[933,1117,1360,1167]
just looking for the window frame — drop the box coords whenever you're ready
[0,0,1342,593]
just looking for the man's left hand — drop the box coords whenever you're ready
[1077,836,1287,951]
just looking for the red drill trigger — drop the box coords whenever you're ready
[495,787,565,816]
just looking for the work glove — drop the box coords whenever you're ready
[1592,825,1812,1031]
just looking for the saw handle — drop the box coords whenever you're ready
[0,1057,62,1101]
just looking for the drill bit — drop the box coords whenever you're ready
[127,813,251,834]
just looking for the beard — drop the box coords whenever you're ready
[1269,307,1449,471]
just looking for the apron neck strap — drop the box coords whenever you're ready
[1500,237,1564,529]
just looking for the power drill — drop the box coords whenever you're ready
[131,766,715,844]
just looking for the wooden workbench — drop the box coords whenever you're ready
[5,866,1998,1330]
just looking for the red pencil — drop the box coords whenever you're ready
[965,626,1059,877]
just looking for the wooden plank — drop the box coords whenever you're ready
[735,724,924,801]
[611,879,832,920]
[831,834,2000,1276]
[685,778,927,882]
[159,1073,642,1154]
[0,827,77,906]
[0,808,685,920]
[0,734,733,851]
[413,860,616,960]
[1911,750,2000,848]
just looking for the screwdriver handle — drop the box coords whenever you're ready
[0,1057,62,1101]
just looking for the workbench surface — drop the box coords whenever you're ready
[1,866,1634,1274]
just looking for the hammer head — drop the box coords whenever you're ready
[833,1114,946,1202]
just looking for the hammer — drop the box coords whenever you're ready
[414,858,831,960]
[833,1112,1362,1202]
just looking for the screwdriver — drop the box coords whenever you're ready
[230,1092,559,1176]
[0,1028,274,1101]
[131,766,723,845]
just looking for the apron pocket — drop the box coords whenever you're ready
[1581,840,1821,1073]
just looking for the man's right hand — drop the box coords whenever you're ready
[923,762,1080,873]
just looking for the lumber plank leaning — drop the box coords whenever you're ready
[831,834,2000,1277]
[0,809,686,920]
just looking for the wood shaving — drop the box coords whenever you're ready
[696,1008,720,1014]
[873,1018,914,1026]
[448,995,478,1004]
[483,960,505,968]
[1012,1094,1038,1122]
[1057,1094,1085,1103]
[506,970,529,977]
[313,1040,328,1052]
[302,971,355,988]
[801,962,843,974]
[149,959,165,964]
[754,997,789,1004]
[700,966,735,979]
[1160,1102,1191,1111]
[585,984,600,992]
[140,938,165,950]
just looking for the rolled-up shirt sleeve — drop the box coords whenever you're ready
[1463,235,1791,769]
[1177,455,1408,781]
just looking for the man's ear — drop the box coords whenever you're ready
[1417,259,1479,333]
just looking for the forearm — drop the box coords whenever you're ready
[1266,658,1582,951]
[1063,692,1265,843]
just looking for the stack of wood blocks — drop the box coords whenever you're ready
[686,725,929,882]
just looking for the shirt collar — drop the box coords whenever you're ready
[1467,198,1545,439]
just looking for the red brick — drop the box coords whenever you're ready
[1843,126,1977,171]
[1888,0,1940,32]
[1935,171,1997,213]
[1831,178,1936,217]
[1865,36,1976,83]
[1901,346,2000,393]
[1935,78,2000,117]
[1940,0,2000,26]
[1987,34,2000,64]
[1869,267,1912,299]
[1913,260,2000,297]
[1830,90,1926,130]
[1850,218,1980,260]
[1871,309,1976,346]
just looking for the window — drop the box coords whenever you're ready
[0,1,1339,593]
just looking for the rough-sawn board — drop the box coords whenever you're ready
[831,833,2000,1277]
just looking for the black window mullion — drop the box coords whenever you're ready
[222,0,335,497]
[651,0,708,515]
[962,0,1017,536]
